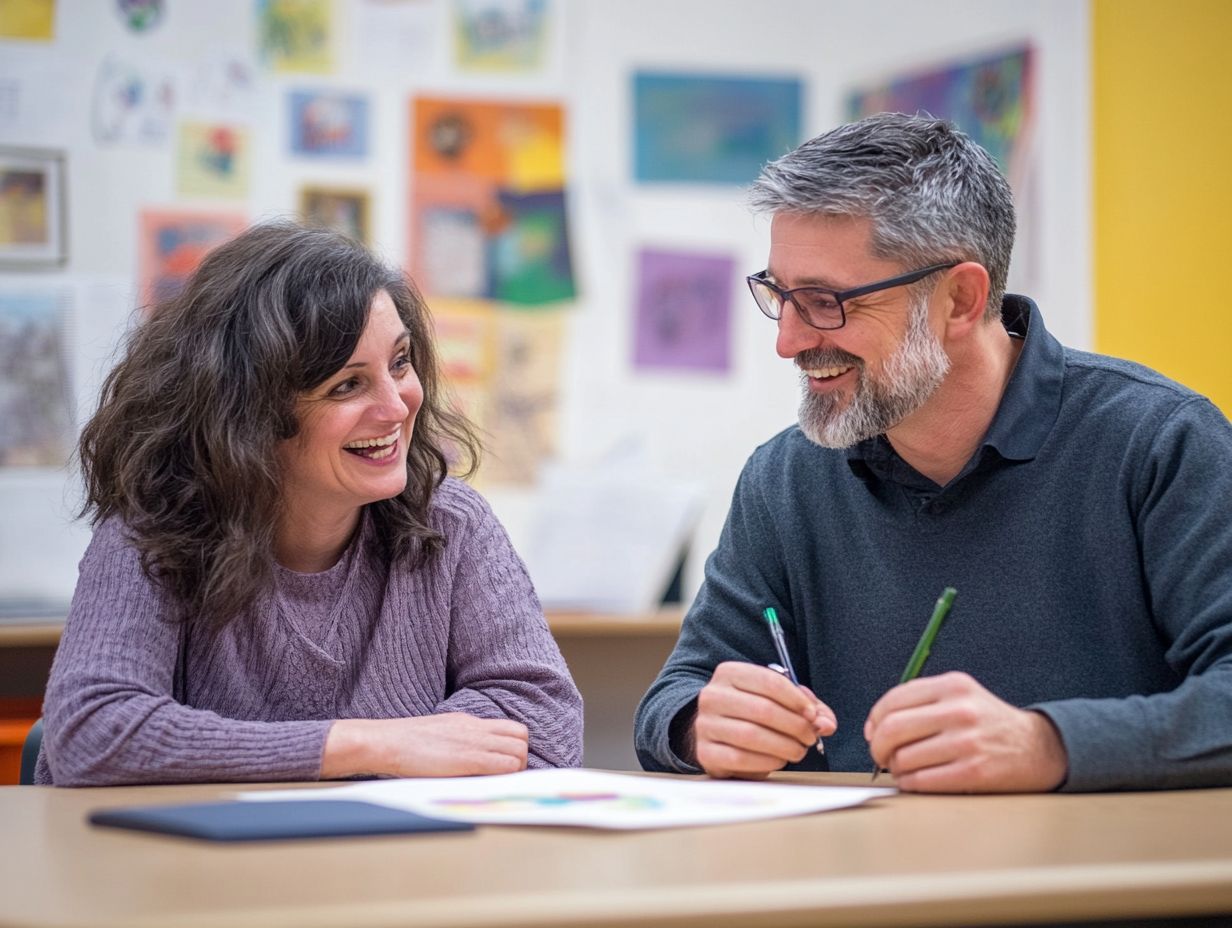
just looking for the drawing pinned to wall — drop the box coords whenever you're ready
[633,248,734,374]
[138,209,246,308]
[452,0,549,73]
[116,0,163,33]
[0,0,55,41]
[289,89,369,157]
[186,54,258,121]
[298,185,371,244]
[633,72,802,184]
[0,147,66,268]
[258,0,334,74]
[0,288,74,468]
[355,0,439,80]
[846,45,1037,287]
[431,298,496,467]
[410,96,575,304]
[846,45,1035,190]
[176,123,249,200]
[481,309,563,486]
[91,56,176,146]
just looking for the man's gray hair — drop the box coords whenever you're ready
[749,112,1015,320]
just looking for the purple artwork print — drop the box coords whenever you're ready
[633,248,733,373]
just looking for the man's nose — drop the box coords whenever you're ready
[775,300,827,359]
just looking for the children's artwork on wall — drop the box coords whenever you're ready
[91,55,177,146]
[355,0,440,80]
[186,54,259,121]
[633,72,802,184]
[846,45,1035,190]
[176,123,249,200]
[481,309,563,487]
[633,247,734,374]
[0,147,66,268]
[258,0,334,74]
[410,96,574,304]
[116,0,163,33]
[846,45,1038,288]
[431,298,496,468]
[452,0,549,73]
[289,89,369,157]
[0,288,74,467]
[138,209,246,308]
[0,0,55,41]
[298,184,370,244]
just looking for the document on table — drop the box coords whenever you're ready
[237,768,893,831]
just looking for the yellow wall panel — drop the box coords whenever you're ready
[1093,0,1232,413]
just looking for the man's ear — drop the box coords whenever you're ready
[940,262,991,338]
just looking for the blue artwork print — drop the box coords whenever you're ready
[633,72,802,184]
[289,90,370,158]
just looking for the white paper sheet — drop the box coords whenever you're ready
[237,768,893,831]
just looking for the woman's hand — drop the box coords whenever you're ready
[321,713,529,779]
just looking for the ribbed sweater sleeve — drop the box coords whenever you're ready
[429,481,583,768]
[38,519,331,786]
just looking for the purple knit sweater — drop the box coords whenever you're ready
[36,478,583,785]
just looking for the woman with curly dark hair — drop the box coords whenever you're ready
[35,221,582,785]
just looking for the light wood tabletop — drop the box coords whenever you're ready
[2,773,1230,928]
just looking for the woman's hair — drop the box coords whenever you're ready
[79,220,480,625]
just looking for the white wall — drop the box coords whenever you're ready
[0,0,1090,604]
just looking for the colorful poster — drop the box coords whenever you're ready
[91,56,176,146]
[138,209,247,308]
[409,96,574,304]
[633,248,733,374]
[258,0,333,74]
[177,123,249,199]
[452,0,549,73]
[298,185,371,244]
[0,148,66,267]
[846,45,1035,189]
[633,72,802,184]
[0,288,74,467]
[0,0,55,41]
[289,90,369,158]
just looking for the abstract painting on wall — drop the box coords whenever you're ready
[0,288,74,467]
[633,72,802,184]
[633,247,734,374]
[138,209,247,308]
[409,96,574,304]
[846,45,1035,190]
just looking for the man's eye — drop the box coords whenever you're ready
[796,289,840,312]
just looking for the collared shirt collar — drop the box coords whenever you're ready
[846,294,1065,474]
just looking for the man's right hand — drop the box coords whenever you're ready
[691,661,836,779]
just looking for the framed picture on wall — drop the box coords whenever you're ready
[298,184,371,244]
[0,147,67,268]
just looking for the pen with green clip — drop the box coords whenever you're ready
[763,607,826,757]
[871,587,957,782]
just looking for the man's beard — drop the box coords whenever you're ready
[797,294,951,449]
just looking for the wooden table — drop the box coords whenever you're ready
[1,774,1230,928]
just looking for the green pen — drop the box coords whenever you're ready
[871,587,957,781]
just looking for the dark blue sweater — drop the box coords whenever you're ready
[636,296,1232,791]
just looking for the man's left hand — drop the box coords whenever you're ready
[864,671,1068,792]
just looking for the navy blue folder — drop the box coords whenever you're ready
[88,799,474,842]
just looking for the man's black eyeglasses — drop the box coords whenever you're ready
[746,262,958,331]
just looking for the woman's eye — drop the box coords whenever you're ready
[329,378,359,397]
[392,354,412,375]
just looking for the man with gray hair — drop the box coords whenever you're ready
[635,113,1232,792]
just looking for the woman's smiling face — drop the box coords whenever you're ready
[278,290,424,522]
